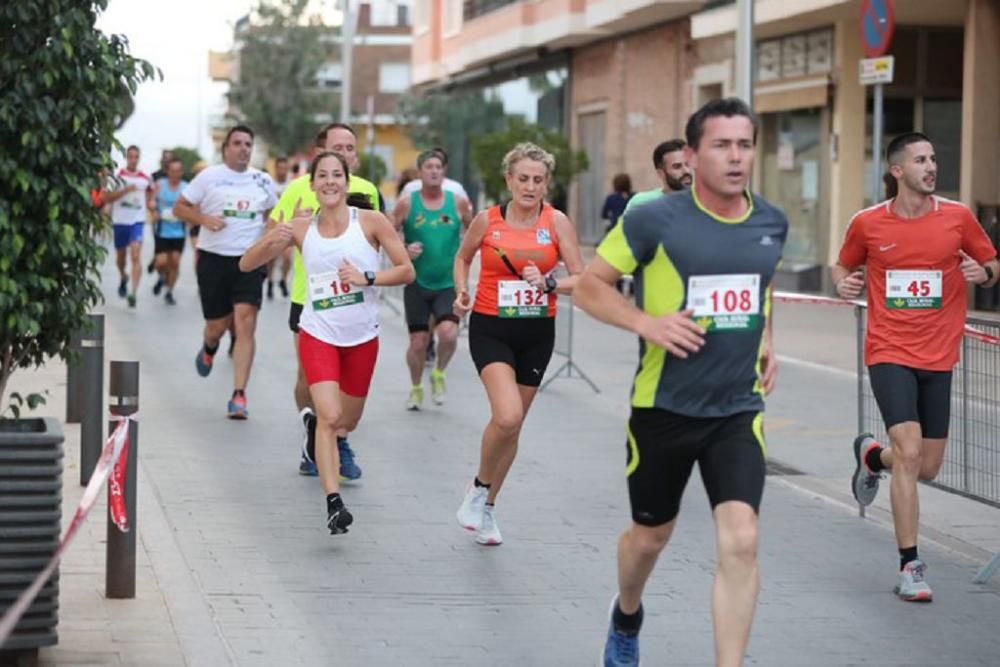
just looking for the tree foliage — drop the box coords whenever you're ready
[0,0,157,408]
[169,146,204,181]
[470,117,589,207]
[227,0,335,156]
[358,151,387,185]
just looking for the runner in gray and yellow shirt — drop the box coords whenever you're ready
[576,98,788,667]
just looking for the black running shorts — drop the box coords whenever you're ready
[153,237,185,255]
[288,302,304,334]
[868,363,952,439]
[468,312,555,388]
[196,249,265,320]
[403,283,459,332]
[626,408,766,526]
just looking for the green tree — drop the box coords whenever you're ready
[396,90,506,192]
[358,151,387,185]
[0,1,157,406]
[470,117,589,207]
[169,146,204,181]
[227,0,335,156]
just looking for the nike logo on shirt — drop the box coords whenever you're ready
[879,244,897,252]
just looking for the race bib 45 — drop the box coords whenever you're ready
[885,270,941,309]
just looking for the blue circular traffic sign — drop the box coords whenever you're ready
[860,0,895,58]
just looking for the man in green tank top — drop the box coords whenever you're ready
[393,149,472,410]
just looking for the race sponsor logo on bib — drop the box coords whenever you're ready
[536,228,552,245]
[223,199,257,221]
[309,271,363,311]
[498,280,547,318]
[686,274,761,332]
[885,270,942,309]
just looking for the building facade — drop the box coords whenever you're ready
[412,0,1000,302]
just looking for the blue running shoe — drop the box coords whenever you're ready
[195,346,214,377]
[299,451,318,476]
[338,437,362,482]
[117,278,127,298]
[227,393,248,420]
[602,597,640,667]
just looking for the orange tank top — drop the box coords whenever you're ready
[473,203,561,318]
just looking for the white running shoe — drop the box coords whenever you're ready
[894,560,933,602]
[406,385,424,411]
[475,505,503,546]
[456,484,488,531]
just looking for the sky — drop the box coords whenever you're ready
[98,0,253,173]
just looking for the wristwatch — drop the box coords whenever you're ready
[980,264,995,286]
[364,270,376,286]
[543,275,558,294]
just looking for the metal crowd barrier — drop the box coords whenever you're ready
[855,305,1000,582]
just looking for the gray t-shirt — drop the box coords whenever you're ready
[597,187,788,418]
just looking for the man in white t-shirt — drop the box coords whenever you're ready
[398,146,470,202]
[103,145,153,307]
[174,125,277,420]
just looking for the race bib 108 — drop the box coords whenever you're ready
[885,270,941,309]
[498,280,547,318]
[686,274,761,332]
[309,271,363,311]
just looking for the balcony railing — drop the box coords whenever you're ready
[463,0,519,22]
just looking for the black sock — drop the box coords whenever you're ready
[612,600,643,636]
[204,342,219,356]
[474,477,491,489]
[232,389,245,399]
[327,492,342,512]
[899,546,918,570]
[336,435,347,445]
[865,446,886,473]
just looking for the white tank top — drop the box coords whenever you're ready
[298,207,380,347]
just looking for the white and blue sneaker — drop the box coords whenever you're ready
[601,596,640,667]
[298,408,318,476]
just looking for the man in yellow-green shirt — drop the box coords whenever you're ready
[268,122,381,481]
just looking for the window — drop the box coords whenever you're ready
[379,63,410,93]
[371,0,410,26]
[316,62,343,89]
[756,28,834,82]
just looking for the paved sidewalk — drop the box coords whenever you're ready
[6,252,1000,666]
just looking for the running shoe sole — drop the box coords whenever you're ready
[227,402,248,420]
[851,433,879,506]
[893,585,933,602]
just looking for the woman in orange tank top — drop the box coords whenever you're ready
[452,142,585,546]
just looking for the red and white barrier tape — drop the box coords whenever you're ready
[773,290,1000,347]
[0,415,133,645]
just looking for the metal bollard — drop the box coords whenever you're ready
[106,361,138,599]
[78,314,105,485]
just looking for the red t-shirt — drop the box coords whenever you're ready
[839,196,997,370]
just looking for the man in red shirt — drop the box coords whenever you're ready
[833,132,999,602]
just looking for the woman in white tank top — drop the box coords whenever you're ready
[241,151,414,534]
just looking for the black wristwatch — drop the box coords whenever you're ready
[980,264,995,286]
[364,270,376,286]
[543,275,558,294]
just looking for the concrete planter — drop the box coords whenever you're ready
[0,417,63,659]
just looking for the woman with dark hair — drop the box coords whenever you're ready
[240,151,415,535]
[601,173,633,235]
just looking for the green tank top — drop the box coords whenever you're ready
[403,190,461,290]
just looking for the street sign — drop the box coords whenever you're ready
[860,0,895,58]
[859,56,895,86]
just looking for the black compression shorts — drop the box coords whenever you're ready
[403,283,459,332]
[468,312,555,387]
[868,363,952,439]
[626,408,766,526]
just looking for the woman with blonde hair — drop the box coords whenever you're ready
[453,142,585,545]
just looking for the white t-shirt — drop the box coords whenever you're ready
[400,177,469,201]
[274,178,290,198]
[181,164,277,256]
[110,169,152,225]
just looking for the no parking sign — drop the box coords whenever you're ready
[860,0,895,58]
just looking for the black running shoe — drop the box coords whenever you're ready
[228,334,236,357]
[117,278,127,298]
[279,280,289,298]
[267,280,274,300]
[146,259,155,274]
[152,277,164,296]
[327,496,353,535]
